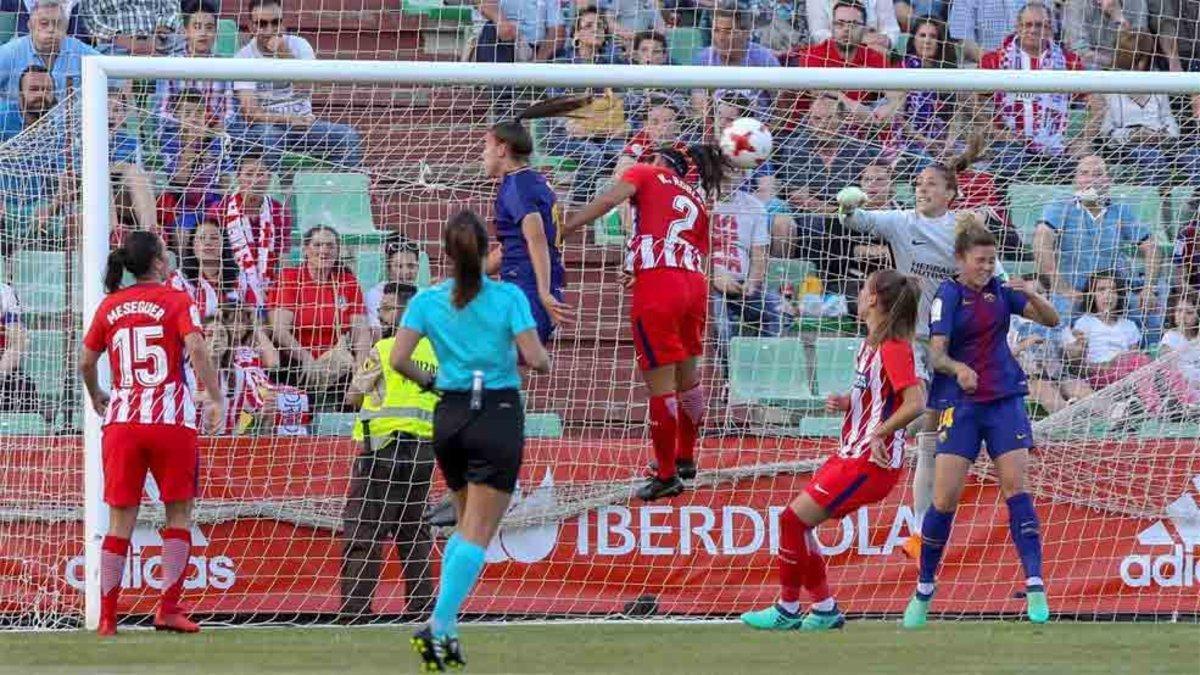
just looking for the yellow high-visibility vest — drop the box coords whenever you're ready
[351,336,438,441]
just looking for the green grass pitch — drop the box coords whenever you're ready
[1,622,1196,674]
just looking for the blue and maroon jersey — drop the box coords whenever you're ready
[493,167,565,296]
[928,276,1029,407]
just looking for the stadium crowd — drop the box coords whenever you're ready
[0,0,1195,434]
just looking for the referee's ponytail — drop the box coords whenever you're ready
[445,210,488,309]
[105,230,164,294]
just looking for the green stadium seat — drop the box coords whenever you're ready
[0,13,15,46]
[593,209,625,246]
[813,337,863,396]
[401,0,473,23]
[216,19,239,57]
[765,258,814,291]
[356,250,385,289]
[526,412,564,438]
[292,172,377,238]
[26,329,65,397]
[1137,421,1200,439]
[667,28,703,66]
[1169,185,1193,238]
[313,413,356,436]
[728,337,817,407]
[1006,183,1072,243]
[894,183,915,208]
[416,250,432,288]
[796,415,842,438]
[0,413,45,435]
[12,251,67,314]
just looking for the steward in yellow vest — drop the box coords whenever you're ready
[338,283,437,622]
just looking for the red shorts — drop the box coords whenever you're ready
[805,454,900,518]
[102,423,199,507]
[630,269,707,371]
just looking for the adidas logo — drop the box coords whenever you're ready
[1119,475,1200,588]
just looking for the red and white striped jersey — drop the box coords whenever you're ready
[837,338,920,468]
[226,346,272,433]
[620,163,709,276]
[83,283,203,430]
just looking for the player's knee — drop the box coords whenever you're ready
[999,474,1026,499]
[931,489,960,513]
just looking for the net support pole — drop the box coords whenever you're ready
[80,56,112,632]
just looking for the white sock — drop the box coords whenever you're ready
[811,597,836,612]
[916,582,935,596]
[778,599,801,614]
[913,432,938,518]
[1027,576,1044,589]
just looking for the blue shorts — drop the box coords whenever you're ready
[936,395,1033,461]
[517,285,560,345]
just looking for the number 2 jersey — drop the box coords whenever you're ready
[622,163,710,276]
[83,282,203,429]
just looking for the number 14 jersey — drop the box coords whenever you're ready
[83,282,203,429]
[622,163,710,276]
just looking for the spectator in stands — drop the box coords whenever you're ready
[1008,274,1092,414]
[1063,272,1163,411]
[268,225,371,405]
[691,3,779,119]
[980,2,1092,180]
[623,31,677,127]
[210,149,292,308]
[806,0,899,53]
[1097,33,1183,186]
[0,0,98,102]
[783,0,900,130]
[168,218,243,320]
[710,179,784,358]
[0,65,71,248]
[1034,154,1165,339]
[948,0,1027,65]
[105,97,159,240]
[549,6,628,203]
[1062,0,1145,71]
[77,0,181,56]
[155,1,233,137]
[597,0,667,49]
[474,0,564,63]
[891,17,960,169]
[365,235,420,330]
[0,64,53,137]
[894,0,948,32]
[231,0,362,169]
[757,0,810,54]
[1172,197,1200,303]
[0,0,84,38]
[0,281,54,424]
[1159,295,1200,408]
[159,90,233,245]
[777,95,877,214]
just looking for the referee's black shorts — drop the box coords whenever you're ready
[433,388,524,493]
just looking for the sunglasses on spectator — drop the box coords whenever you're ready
[255,18,282,28]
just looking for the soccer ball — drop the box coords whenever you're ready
[720,117,772,168]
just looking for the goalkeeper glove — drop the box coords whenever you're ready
[836,186,868,223]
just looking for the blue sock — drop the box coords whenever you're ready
[1005,492,1044,586]
[431,534,485,638]
[918,507,955,594]
[435,534,461,606]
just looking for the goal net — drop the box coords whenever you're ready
[2,50,1200,629]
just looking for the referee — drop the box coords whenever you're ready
[338,282,439,622]
[391,210,550,671]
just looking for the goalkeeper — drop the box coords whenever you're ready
[834,135,1006,559]
[338,282,439,622]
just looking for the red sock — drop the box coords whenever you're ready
[648,393,678,480]
[100,535,129,622]
[159,528,192,615]
[802,530,832,605]
[676,384,704,463]
[778,507,806,604]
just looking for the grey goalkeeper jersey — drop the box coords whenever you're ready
[843,208,1005,338]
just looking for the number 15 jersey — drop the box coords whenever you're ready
[83,282,203,429]
[622,163,710,276]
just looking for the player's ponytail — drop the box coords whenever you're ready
[490,94,600,163]
[929,130,985,201]
[104,230,163,294]
[444,209,488,309]
[870,269,921,343]
[953,210,996,257]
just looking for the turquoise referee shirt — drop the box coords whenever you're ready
[401,277,537,391]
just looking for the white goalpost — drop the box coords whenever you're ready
[35,55,1196,630]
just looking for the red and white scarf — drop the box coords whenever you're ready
[223,194,280,307]
[993,34,1070,154]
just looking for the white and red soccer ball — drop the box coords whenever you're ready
[719,117,772,169]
